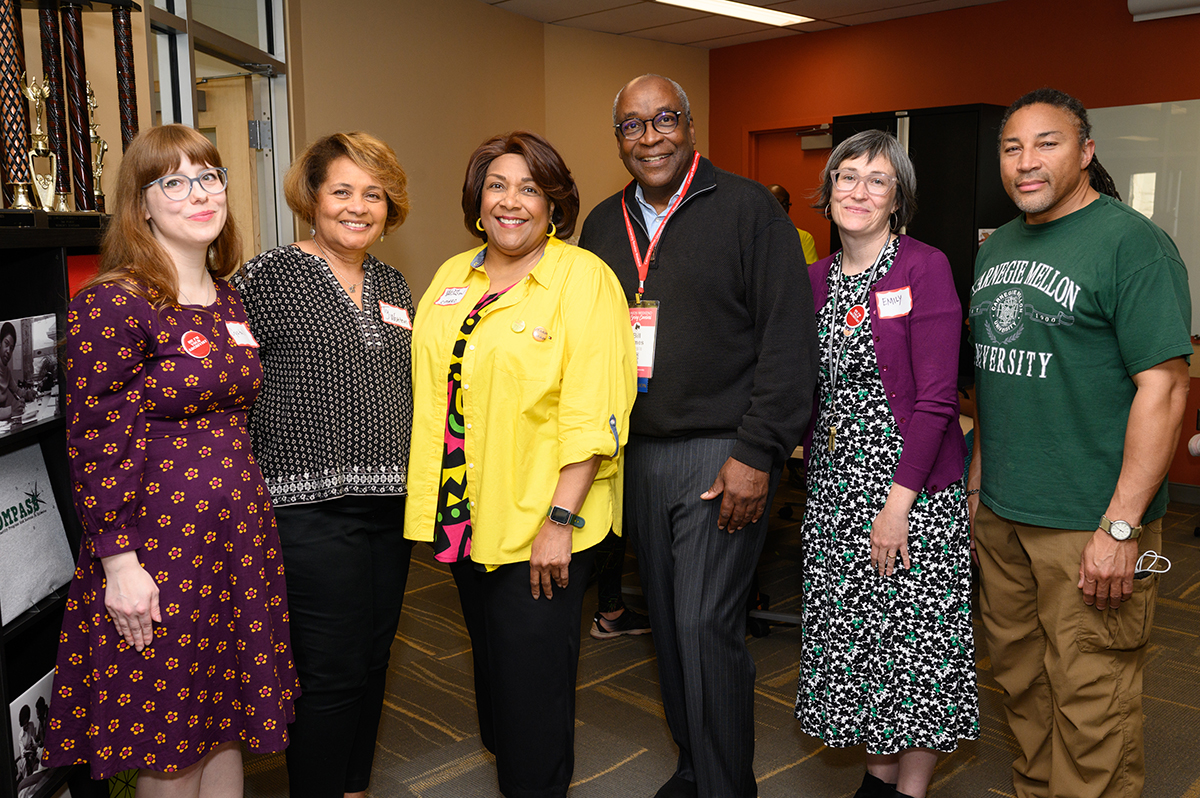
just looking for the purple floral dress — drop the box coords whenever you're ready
[43,281,299,778]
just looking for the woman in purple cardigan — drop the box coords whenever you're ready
[794,130,979,798]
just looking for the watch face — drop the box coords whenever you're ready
[1109,520,1132,540]
[549,507,571,525]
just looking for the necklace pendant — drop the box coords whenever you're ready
[842,326,853,336]
[349,284,359,294]
[828,426,836,453]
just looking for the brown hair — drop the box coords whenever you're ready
[88,124,242,305]
[461,131,580,240]
[284,131,410,233]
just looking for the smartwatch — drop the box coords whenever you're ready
[1099,515,1142,541]
[547,505,586,529]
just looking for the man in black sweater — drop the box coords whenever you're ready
[579,74,818,798]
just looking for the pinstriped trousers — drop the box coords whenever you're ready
[625,436,781,798]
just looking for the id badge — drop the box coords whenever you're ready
[629,300,659,393]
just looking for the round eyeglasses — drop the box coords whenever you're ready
[143,167,229,201]
[830,170,897,196]
[615,110,685,141]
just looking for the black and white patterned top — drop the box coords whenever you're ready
[229,245,414,506]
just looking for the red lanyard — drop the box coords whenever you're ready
[621,152,701,301]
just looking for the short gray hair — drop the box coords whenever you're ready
[612,74,691,126]
[813,129,918,229]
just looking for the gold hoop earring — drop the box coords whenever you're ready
[824,204,832,221]
[890,212,899,232]
[546,222,557,239]
[475,219,485,232]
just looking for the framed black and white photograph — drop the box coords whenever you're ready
[8,670,56,798]
[0,313,59,439]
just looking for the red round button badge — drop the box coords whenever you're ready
[844,304,867,329]
[181,330,212,359]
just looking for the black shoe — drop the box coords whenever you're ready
[853,771,897,798]
[653,774,697,797]
[591,608,652,640]
[890,791,918,798]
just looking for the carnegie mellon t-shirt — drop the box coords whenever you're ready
[970,194,1191,530]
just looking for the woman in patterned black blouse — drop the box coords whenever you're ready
[229,132,413,798]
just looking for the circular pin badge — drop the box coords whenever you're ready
[511,320,526,333]
[844,304,867,328]
[181,330,212,359]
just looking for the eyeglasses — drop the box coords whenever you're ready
[143,167,229,201]
[830,170,897,196]
[614,110,686,141]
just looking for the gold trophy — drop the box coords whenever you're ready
[23,76,58,210]
[86,82,107,211]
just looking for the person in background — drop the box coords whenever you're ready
[589,530,651,640]
[405,130,636,798]
[43,123,298,796]
[767,183,819,265]
[579,74,817,798]
[969,87,1190,798]
[230,131,414,798]
[796,129,979,798]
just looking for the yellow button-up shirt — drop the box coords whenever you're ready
[404,238,637,565]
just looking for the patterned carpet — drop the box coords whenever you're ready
[244,477,1200,797]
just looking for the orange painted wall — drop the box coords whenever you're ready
[710,0,1200,228]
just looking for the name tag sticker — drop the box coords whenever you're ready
[876,286,913,319]
[379,301,413,329]
[436,286,469,306]
[225,321,259,347]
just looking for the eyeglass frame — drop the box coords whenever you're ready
[829,169,897,196]
[142,167,229,201]
[614,110,687,141]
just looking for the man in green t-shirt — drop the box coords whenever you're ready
[968,89,1190,798]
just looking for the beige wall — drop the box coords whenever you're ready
[287,0,708,298]
[20,7,154,208]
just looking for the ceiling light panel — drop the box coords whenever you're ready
[655,0,813,26]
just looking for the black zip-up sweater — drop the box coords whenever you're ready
[579,156,818,471]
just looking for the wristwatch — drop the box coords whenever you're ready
[1099,515,1142,541]
[547,505,586,529]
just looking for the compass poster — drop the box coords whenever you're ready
[0,444,74,625]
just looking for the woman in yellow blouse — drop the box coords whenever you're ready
[405,130,636,798]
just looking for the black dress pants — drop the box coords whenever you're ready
[274,494,412,797]
[451,544,597,798]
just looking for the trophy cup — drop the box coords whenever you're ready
[86,81,105,212]
[23,76,56,210]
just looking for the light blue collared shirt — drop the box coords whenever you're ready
[634,181,687,238]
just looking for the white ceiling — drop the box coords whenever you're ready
[480,0,1007,48]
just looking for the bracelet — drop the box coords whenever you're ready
[966,488,980,496]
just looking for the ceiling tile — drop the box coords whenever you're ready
[828,0,1003,24]
[490,0,636,22]
[553,3,707,34]
[692,27,805,48]
[628,16,773,44]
